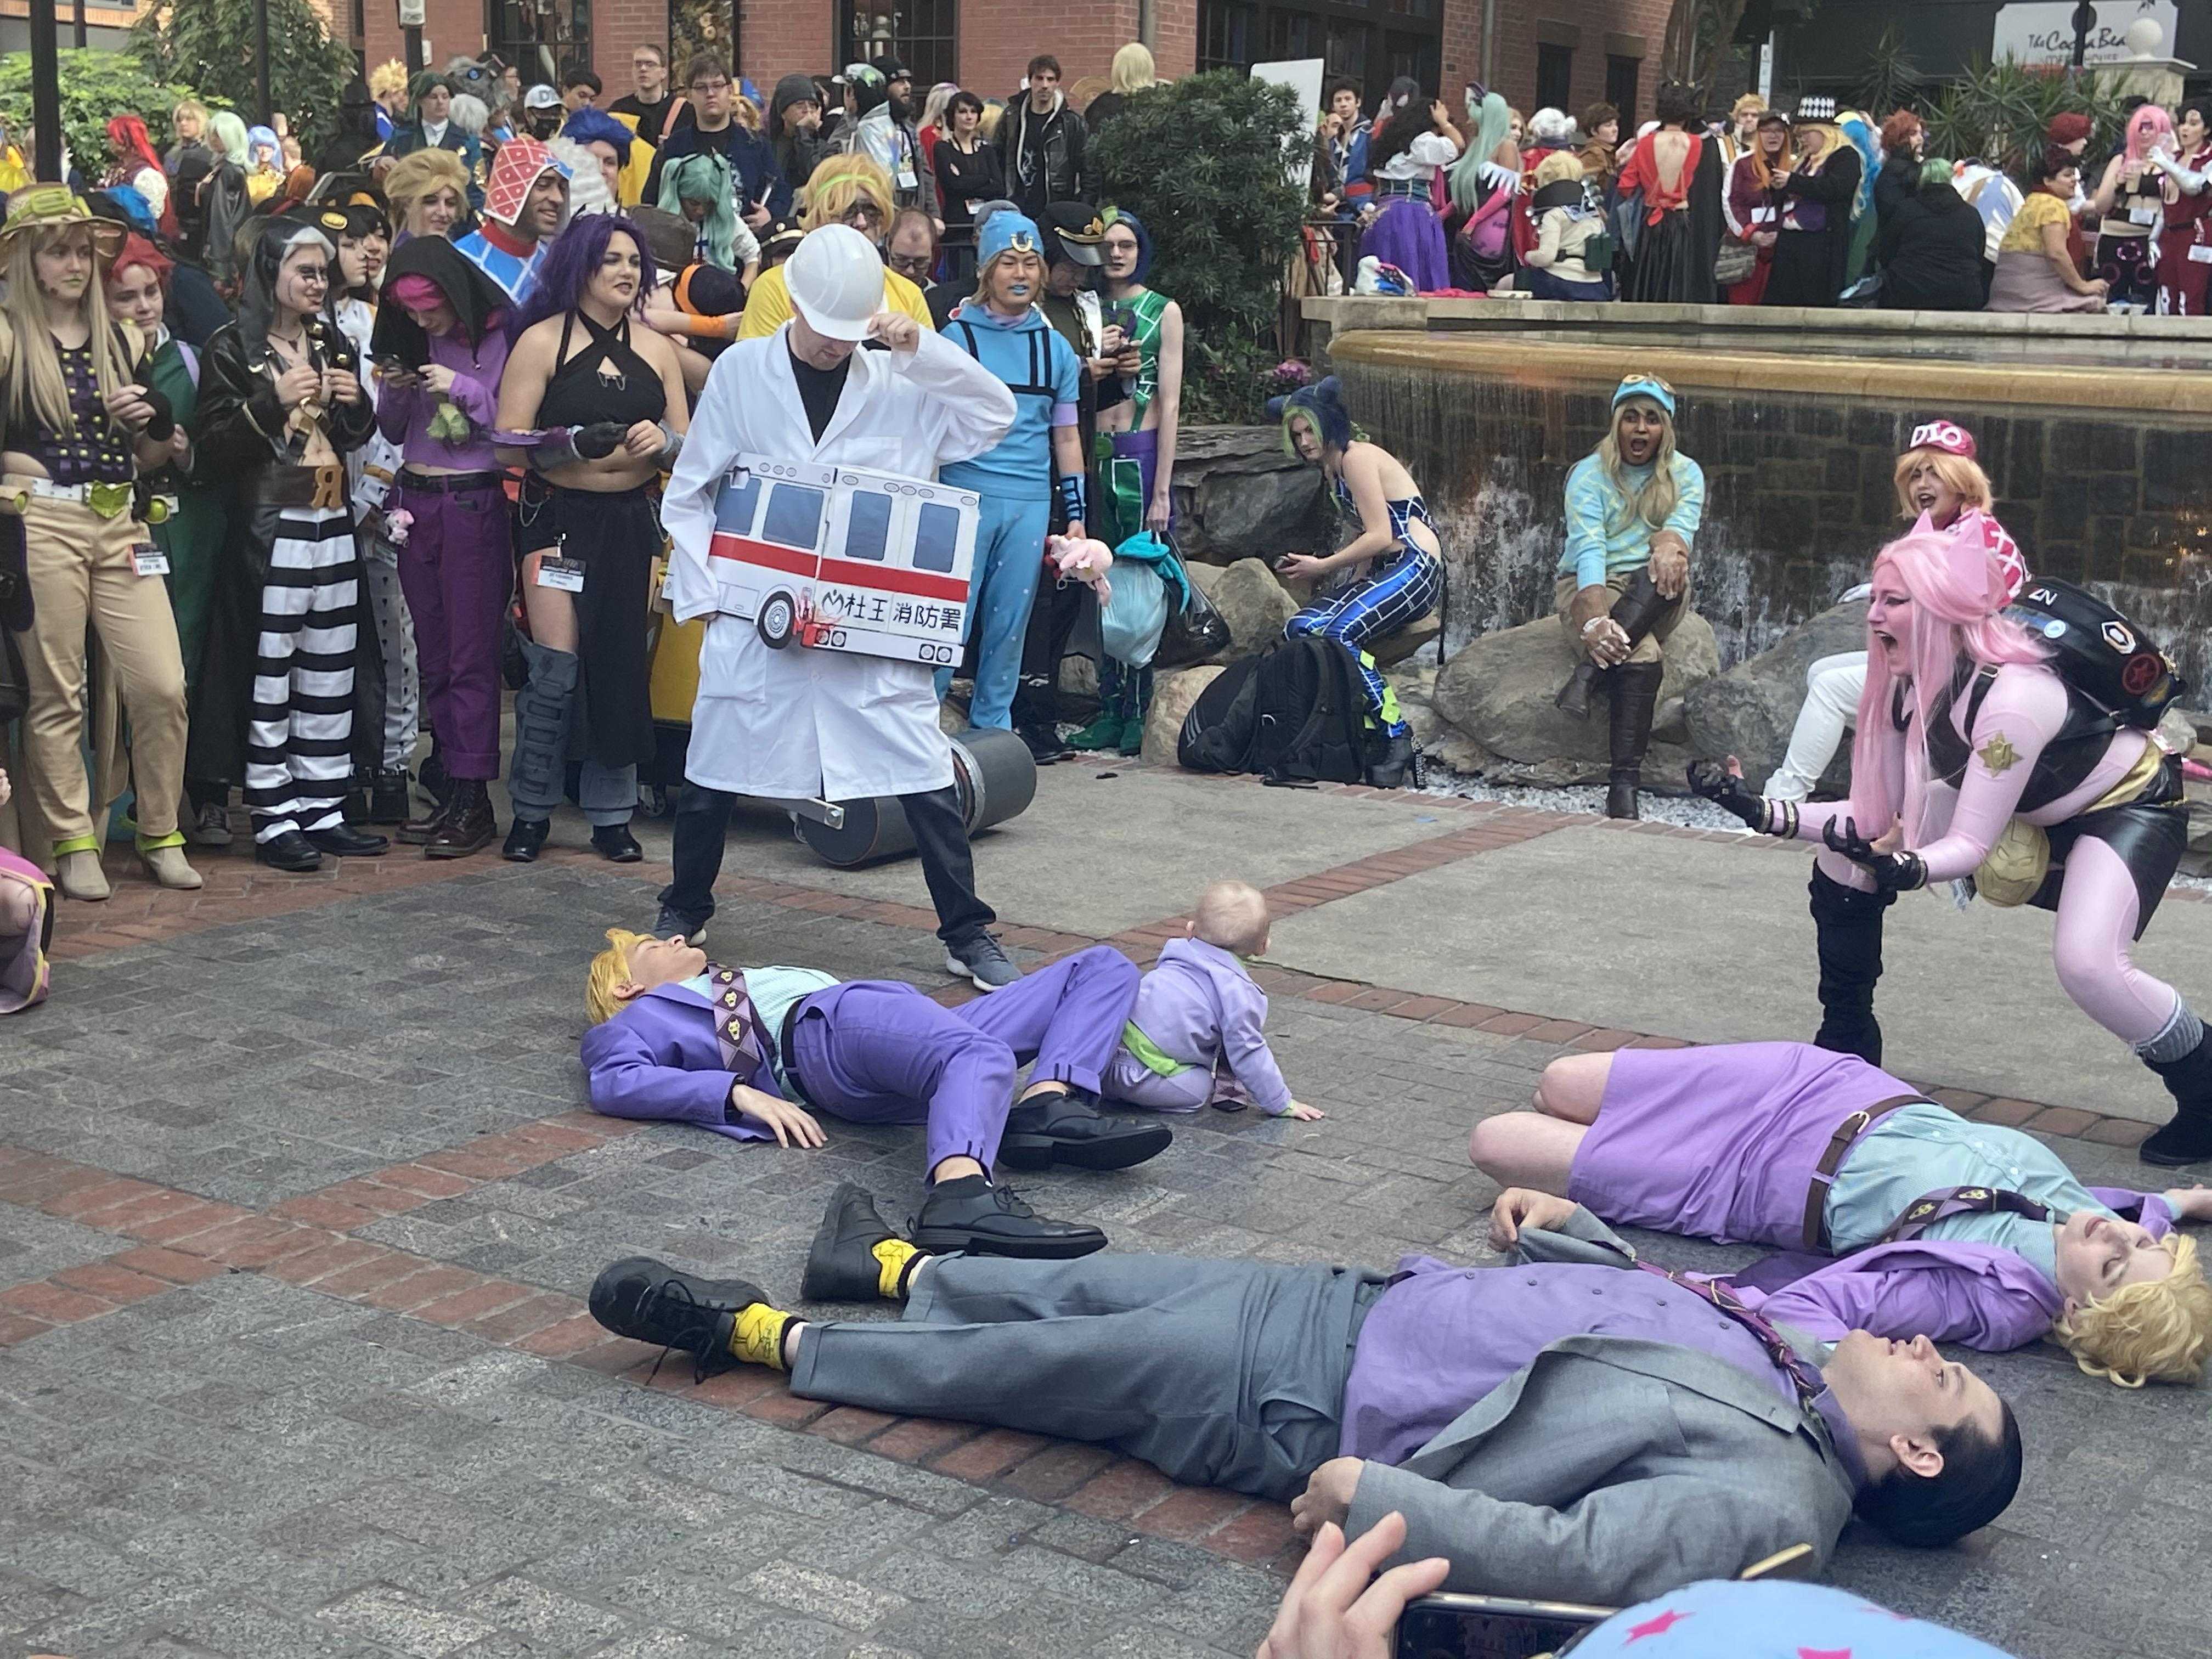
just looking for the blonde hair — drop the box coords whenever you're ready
[1892,448,1993,520]
[385,148,471,226]
[1731,93,1767,120]
[979,100,1006,142]
[369,59,410,101]
[1595,402,1683,534]
[1193,880,1271,957]
[585,928,654,1025]
[802,152,893,232]
[3,225,127,439]
[172,98,209,129]
[1110,43,1158,95]
[1533,149,1583,189]
[2052,1232,2212,1388]
[733,93,764,133]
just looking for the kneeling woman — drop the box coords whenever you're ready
[1694,529,2209,1167]
[1272,377,1441,783]
[494,214,687,862]
[1472,1040,2212,1387]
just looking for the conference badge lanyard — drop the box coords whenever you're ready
[536,532,585,593]
[132,543,170,578]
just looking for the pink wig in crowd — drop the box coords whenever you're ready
[1846,529,2047,849]
[2126,104,2176,160]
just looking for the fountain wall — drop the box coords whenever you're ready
[1316,308,2212,693]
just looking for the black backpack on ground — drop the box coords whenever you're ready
[1178,636,1375,785]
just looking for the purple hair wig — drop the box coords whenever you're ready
[507,211,657,343]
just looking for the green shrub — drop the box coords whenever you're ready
[1919,59,2128,173]
[0,52,206,177]
[131,0,357,155]
[1090,70,1308,424]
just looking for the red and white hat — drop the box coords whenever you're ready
[1906,419,1976,460]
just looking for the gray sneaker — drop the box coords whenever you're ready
[654,905,708,946]
[944,931,1021,991]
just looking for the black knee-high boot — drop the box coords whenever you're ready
[1604,661,1663,820]
[1559,571,1673,719]
[1808,865,1894,1065]
[2140,1023,2212,1167]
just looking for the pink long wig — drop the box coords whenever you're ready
[1846,530,2047,849]
[2127,104,2175,161]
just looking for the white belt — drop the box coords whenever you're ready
[25,478,95,502]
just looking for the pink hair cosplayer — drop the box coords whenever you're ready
[2126,104,2176,161]
[1846,529,2047,849]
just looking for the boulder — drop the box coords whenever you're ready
[1371,612,1442,670]
[1433,611,1722,787]
[1390,662,1494,775]
[1169,426,1331,563]
[1141,665,1225,766]
[1682,599,1868,787]
[1184,557,1299,662]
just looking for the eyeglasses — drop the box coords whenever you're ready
[888,251,933,278]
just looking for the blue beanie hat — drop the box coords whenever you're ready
[976,209,1042,272]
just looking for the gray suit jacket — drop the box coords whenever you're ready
[1342,1207,1859,1607]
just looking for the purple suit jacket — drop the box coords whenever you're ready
[579,985,778,1143]
[1734,1187,2174,1352]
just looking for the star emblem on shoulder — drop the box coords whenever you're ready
[1977,733,2020,775]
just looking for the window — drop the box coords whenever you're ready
[1606,54,1640,121]
[487,0,591,91]
[714,473,760,534]
[763,483,825,551]
[1536,42,1573,112]
[1267,10,1318,60]
[1202,2,1442,98]
[1198,0,1259,71]
[837,0,957,88]
[913,503,962,573]
[845,492,891,562]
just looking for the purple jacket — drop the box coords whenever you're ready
[1736,1186,2173,1352]
[374,326,509,472]
[580,984,780,1143]
[1130,938,1293,1115]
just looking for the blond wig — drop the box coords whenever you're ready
[1594,401,1684,534]
[2,224,128,440]
[1892,447,1994,520]
[585,928,654,1024]
[801,152,894,232]
[2053,1232,2212,1389]
[384,148,471,229]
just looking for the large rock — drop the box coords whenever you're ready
[1683,599,1868,787]
[1169,426,1331,563]
[1184,557,1299,662]
[1433,611,1721,787]
[1141,665,1225,765]
[1391,661,1492,775]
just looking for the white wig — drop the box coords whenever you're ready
[1529,106,1576,146]
[546,137,616,217]
[449,93,489,137]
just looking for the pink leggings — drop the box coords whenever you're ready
[1817,836,2180,1045]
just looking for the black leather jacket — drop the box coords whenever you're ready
[196,314,376,475]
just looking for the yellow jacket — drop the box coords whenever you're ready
[603,110,657,207]
[738,262,931,339]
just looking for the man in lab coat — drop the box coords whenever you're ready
[658,224,1025,992]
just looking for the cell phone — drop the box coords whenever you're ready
[1392,1593,1609,1659]
[374,354,414,376]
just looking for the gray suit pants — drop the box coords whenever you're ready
[789,1254,1385,1502]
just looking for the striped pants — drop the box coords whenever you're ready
[244,505,358,842]
[1284,549,1442,735]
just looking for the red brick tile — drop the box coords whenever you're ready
[315,1251,433,1299]
[360,1266,481,1313]
[2025,1105,2100,1138]
[998,1441,1116,1501]
[1623,1035,1694,1051]
[741,1386,830,1427]
[1302,982,1363,1006]
[268,1195,384,1232]
[461,1292,583,1344]
[415,1146,537,1182]
[1521,1019,1594,1044]
[808,1405,900,1445]
[1428,1003,1505,1028]
[194,1221,328,1269]
[0,1280,116,1324]
[69,1187,210,1233]
[1964,1097,2040,1128]
[126,1200,255,1246]
[926,1426,1051,1481]
[107,1246,225,1285]
[514,1312,613,1357]
[2082,1117,2155,1148]
[414,1280,536,1328]
[42,1177,167,1222]
[1476,1012,1544,1036]
[1385,995,1459,1022]
[509,1122,605,1155]
[867,1417,975,1464]
[1928,1087,1992,1114]
[315,1179,435,1216]
[4,1166,108,1206]
[1133,1485,1252,1541]
[0,1310,54,1345]
[362,1164,476,1199]
[1064,1458,1177,1521]
[689,1367,790,1408]
[1567,1028,1637,1052]
[1204,1502,1300,1563]
[262,1238,392,1286]
[571,1337,668,1376]
[1343,988,1417,1013]
[50,1262,173,1305]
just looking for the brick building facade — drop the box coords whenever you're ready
[346,0,1675,129]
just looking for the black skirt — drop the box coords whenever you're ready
[1624,207,1702,303]
[519,480,657,771]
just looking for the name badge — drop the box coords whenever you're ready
[2190,244,2212,264]
[535,554,585,592]
[896,165,918,191]
[132,543,170,577]
[2131,206,2160,225]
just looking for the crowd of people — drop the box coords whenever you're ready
[1318,76,2212,314]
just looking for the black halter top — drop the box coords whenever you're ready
[539,309,664,431]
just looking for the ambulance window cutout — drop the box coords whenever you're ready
[763,482,826,550]
[847,491,892,562]
[714,473,760,533]
[914,501,961,573]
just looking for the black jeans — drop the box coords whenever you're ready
[660,782,995,945]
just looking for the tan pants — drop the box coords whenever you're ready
[1554,565,1687,668]
[13,491,187,849]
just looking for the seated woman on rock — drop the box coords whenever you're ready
[1270,376,1441,784]
[1472,1039,2212,1386]
[1553,374,1706,819]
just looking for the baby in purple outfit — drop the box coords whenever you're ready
[1103,880,1324,1121]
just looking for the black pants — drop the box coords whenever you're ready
[659,782,995,944]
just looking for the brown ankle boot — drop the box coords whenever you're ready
[424,781,495,859]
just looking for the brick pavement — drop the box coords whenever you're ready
[1,782,2202,1657]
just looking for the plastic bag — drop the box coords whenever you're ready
[1099,560,1169,666]
[1155,571,1232,670]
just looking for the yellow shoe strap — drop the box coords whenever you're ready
[871,1238,921,1300]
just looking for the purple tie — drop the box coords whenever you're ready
[1635,1261,1829,1410]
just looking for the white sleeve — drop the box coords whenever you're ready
[895,326,1018,467]
[1409,133,1460,168]
[730,216,761,266]
[660,346,747,624]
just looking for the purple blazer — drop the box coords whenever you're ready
[579,985,777,1143]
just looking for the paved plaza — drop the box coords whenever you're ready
[3,763,2209,1659]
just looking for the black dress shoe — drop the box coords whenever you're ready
[587,1256,767,1380]
[306,823,390,856]
[368,769,413,825]
[1018,723,1074,764]
[910,1175,1107,1259]
[997,1092,1173,1172]
[503,817,550,862]
[591,822,643,863]
[254,830,324,873]
[803,1182,907,1302]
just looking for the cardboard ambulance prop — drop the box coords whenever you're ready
[707,454,979,665]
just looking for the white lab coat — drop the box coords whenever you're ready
[662,323,1017,799]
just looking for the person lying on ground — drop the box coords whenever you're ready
[1472,1039,2212,1386]
[1101,879,1324,1120]
[587,1180,2022,1607]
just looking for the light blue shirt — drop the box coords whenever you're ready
[681,966,838,1099]
[1558,451,1706,589]
[936,303,1083,503]
[1825,1103,2112,1286]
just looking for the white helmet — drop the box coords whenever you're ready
[785,224,885,341]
